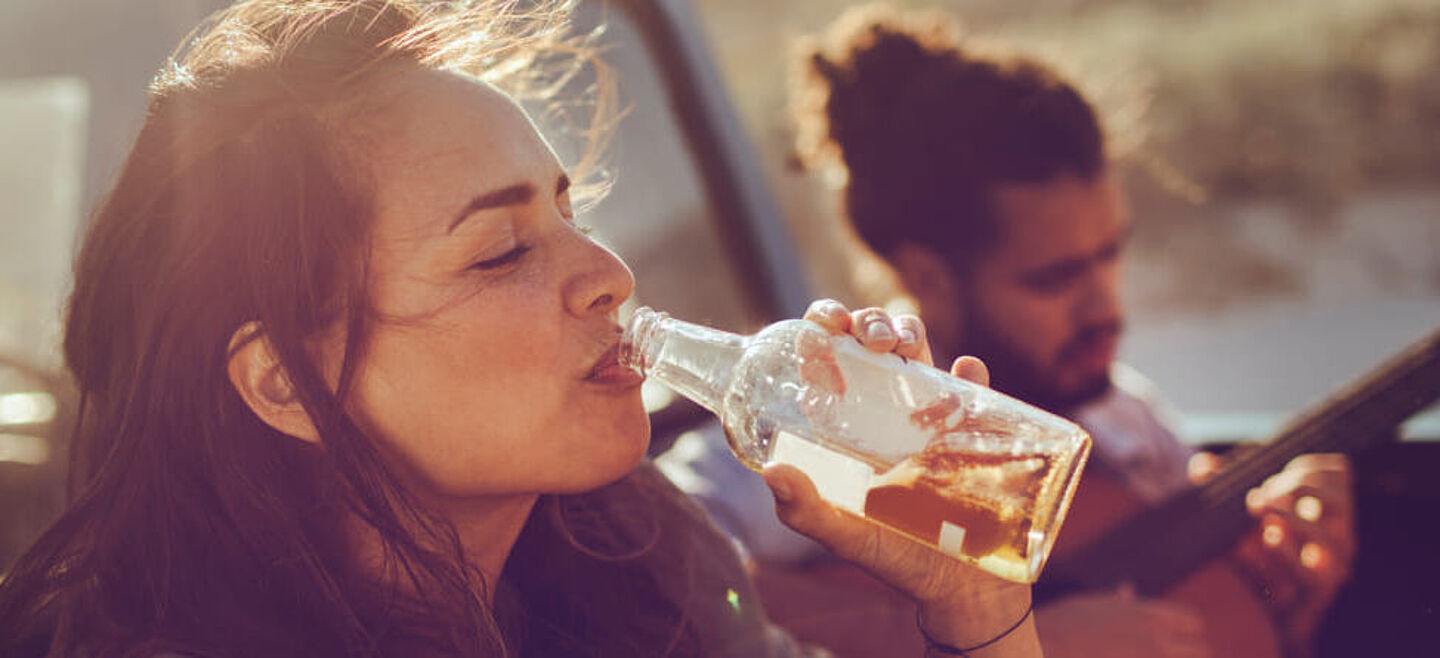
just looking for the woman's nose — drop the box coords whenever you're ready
[564,232,635,317]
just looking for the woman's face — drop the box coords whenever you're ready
[330,70,647,501]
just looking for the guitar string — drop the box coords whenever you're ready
[1204,379,1428,505]
[1071,334,1439,591]
[1200,346,1440,506]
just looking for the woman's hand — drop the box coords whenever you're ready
[761,299,1041,656]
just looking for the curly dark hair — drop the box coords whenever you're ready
[791,4,1107,263]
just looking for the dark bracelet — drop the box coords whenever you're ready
[916,602,1034,656]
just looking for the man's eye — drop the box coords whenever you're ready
[469,245,531,271]
[1020,268,1079,294]
[1023,278,1067,295]
[1096,242,1122,263]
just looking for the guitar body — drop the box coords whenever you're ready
[1052,469,1282,658]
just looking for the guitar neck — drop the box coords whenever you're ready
[1199,330,1440,507]
[1043,328,1440,597]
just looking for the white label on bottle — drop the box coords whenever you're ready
[771,431,872,514]
[938,522,967,558]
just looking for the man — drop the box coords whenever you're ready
[659,5,1354,657]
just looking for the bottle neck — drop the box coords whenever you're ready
[620,307,745,414]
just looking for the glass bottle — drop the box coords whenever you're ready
[620,307,1091,583]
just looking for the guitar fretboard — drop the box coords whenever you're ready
[1201,329,1440,507]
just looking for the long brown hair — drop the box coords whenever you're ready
[0,2,719,656]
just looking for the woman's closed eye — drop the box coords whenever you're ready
[469,244,531,271]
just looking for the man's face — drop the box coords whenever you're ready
[955,173,1130,414]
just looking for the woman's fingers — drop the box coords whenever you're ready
[843,305,936,366]
[803,298,983,380]
[850,307,900,353]
[894,314,931,364]
[761,461,1010,608]
[804,298,852,334]
[760,462,875,562]
[951,356,989,387]
[803,300,936,366]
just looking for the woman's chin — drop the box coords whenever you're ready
[604,419,652,480]
[558,419,651,493]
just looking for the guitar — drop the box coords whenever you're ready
[1041,327,1440,657]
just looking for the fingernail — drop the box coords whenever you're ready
[1295,495,1323,522]
[1262,522,1284,547]
[898,328,917,344]
[866,321,894,342]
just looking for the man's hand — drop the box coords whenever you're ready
[1035,585,1211,658]
[1190,451,1356,655]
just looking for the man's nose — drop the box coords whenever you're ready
[1075,264,1122,325]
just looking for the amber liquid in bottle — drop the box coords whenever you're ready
[622,307,1090,583]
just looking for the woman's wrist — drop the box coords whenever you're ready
[916,583,1038,655]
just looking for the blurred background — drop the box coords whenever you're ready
[1,0,1437,649]
[688,0,1440,441]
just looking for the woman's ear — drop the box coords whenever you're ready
[227,322,321,444]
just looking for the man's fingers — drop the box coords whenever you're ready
[1246,467,1352,530]
[1235,531,1291,598]
[1286,453,1352,479]
[1296,539,1348,584]
[1246,484,1355,564]
[1252,453,1352,505]
[1258,514,1303,558]
[1259,510,1354,589]
[1187,452,1224,484]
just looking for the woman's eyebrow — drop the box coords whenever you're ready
[448,182,536,233]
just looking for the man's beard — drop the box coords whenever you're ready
[952,306,1120,419]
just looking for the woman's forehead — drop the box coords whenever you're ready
[370,70,551,166]
[361,70,560,234]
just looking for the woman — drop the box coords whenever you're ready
[0,1,1038,656]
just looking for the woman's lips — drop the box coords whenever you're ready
[585,344,645,387]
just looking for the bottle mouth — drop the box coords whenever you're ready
[618,306,667,376]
